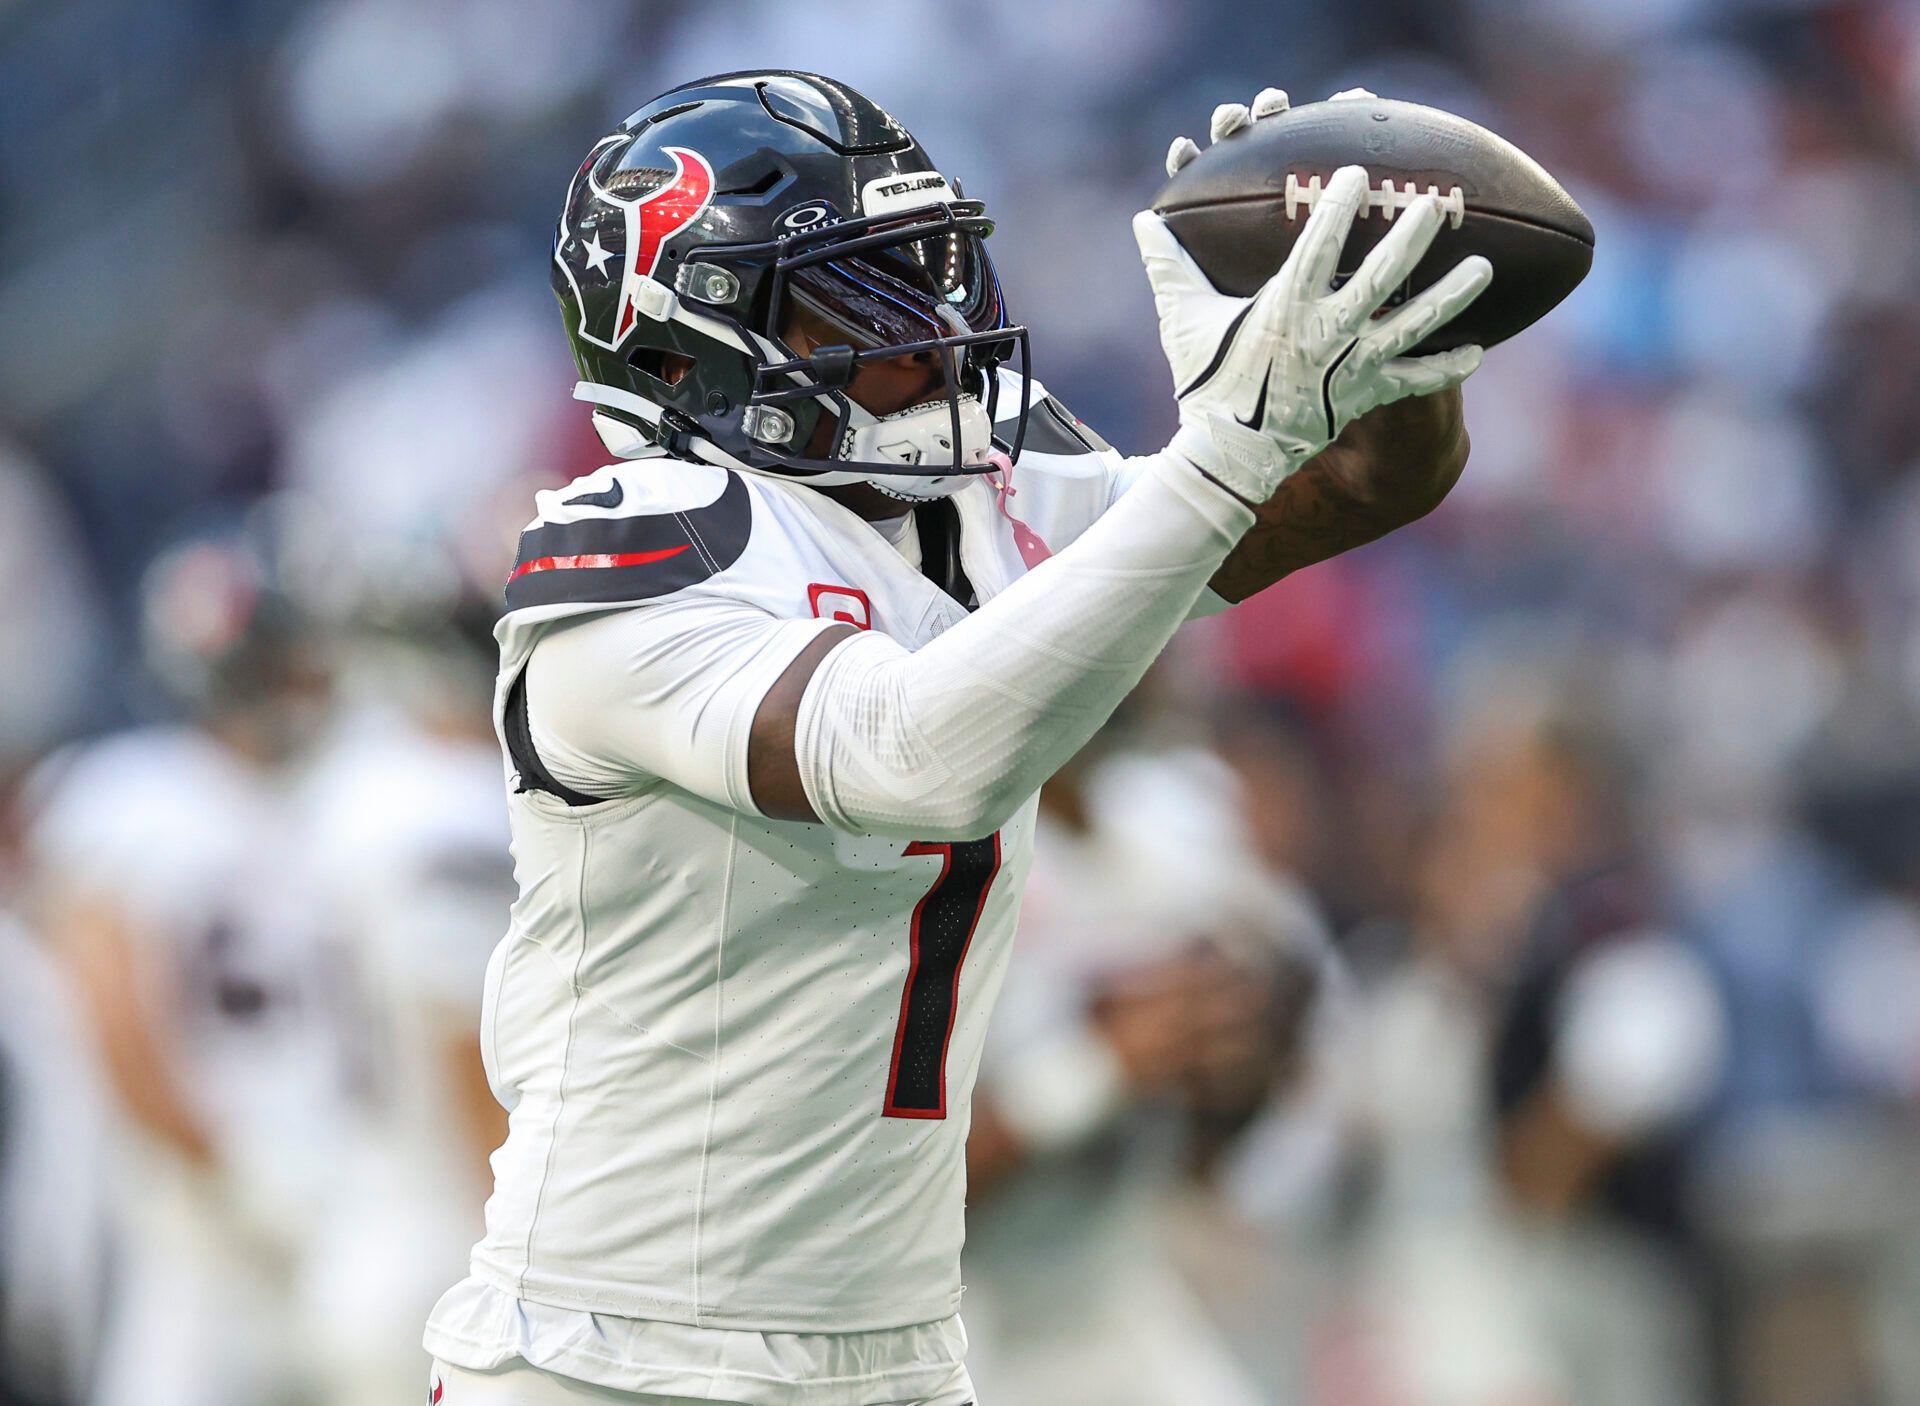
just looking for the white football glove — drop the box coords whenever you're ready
[1133,164,1491,505]
[1166,85,1378,177]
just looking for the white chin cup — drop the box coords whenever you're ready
[838,394,992,502]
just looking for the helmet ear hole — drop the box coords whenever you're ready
[628,347,695,388]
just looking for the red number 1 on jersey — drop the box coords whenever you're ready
[883,834,1003,1119]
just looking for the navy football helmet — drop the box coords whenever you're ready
[552,71,1030,499]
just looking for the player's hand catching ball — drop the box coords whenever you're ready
[1132,163,1492,506]
[1164,84,1380,177]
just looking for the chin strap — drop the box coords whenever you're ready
[578,380,994,500]
[577,383,753,472]
[588,411,657,460]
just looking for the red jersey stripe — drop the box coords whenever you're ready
[507,543,690,583]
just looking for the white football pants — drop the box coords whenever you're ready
[429,1358,974,1405]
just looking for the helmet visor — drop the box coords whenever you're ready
[780,224,1005,354]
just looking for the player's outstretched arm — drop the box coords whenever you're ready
[748,166,1486,836]
[747,451,1250,834]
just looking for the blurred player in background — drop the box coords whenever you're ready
[962,710,1337,1406]
[1340,677,1727,1406]
[0,441,112,1406]
[27,532,361,1406]
[291,498,517,1406]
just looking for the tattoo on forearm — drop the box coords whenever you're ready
[1208,391,1469,604]
[1211,471,1387,602]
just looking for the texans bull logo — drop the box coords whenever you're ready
[554,138,716,352]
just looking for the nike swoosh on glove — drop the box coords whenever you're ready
[1133,163,1492,505]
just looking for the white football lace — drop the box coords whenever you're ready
[1284,173,1467,229]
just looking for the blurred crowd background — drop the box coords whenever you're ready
[6,1,1920,1404]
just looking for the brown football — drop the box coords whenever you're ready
[1151,98,1594,352]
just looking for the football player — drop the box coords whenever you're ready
[962,736,1334,1406]
[424,72,1490,1406]
[28,531,364,1406]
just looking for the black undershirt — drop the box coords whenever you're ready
[912,498,975,609]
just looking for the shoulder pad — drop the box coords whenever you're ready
[504,464,751,612]
[994,386,1115,460]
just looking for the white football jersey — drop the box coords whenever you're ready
[452,381,1145,1335]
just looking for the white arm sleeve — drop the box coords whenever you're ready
[1106,452,1235,618]
[796,455,1252,840]
[523,601,842,814]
